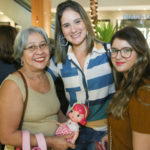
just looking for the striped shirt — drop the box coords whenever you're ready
[48,42,115,130]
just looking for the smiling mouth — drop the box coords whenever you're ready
[71,32,81,38]
[34,57,45,62]
[116,62,125,65]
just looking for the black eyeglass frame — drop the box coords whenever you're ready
[107,47,134,58]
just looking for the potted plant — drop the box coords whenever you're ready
[95,21,116,43]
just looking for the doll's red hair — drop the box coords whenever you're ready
[68,103,89,125]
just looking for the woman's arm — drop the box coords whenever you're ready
[58,109,68,123]
[130,85,150,150]
[45,134,75,149]
[0,79,26,146]
[132,131,150,150]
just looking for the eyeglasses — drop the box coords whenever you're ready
[108,47,134,58]
[24,43,49,52]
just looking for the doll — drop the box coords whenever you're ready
[55,103,89,144]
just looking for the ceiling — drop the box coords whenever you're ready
[19,0,150,12]
[51,0,150,11]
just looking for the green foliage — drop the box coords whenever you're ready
[95,22,116,43]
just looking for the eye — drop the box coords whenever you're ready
[40,43,47,49]
[70,110,73,113]
[75,19,81,24]
[77,114,80,118]
[62,23,70,28]
[27,45,36,51]
[111,49,118,53]
[123,48,132,53]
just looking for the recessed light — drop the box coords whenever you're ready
[0,11,4,15]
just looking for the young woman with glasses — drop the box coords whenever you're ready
[107,26,150,150]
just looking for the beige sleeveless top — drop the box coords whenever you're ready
[5,72,60,136]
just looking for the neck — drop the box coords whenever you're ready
[72,40,87,53]
[21,68,45,80]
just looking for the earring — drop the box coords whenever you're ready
[60,35,68,46]
[21,59,24,66]
[86,31,89,38]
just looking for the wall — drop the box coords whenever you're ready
[0,0,31,29]
[1,0,150,31]
[97,10,150,25]
[0,14,15,26]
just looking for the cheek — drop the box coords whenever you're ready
[62,28,69,37]
[68,113,71,118]
[111,58,116,66]
[45,50,50,57]
[22,52,32,61]
[127,53,137,67]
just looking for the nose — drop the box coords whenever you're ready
[70,24,76,32]
[116,51,122,59]
[36,46,43,53]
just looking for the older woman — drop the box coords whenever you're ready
[0,27,75,150]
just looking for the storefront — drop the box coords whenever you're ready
[116,14,150,46]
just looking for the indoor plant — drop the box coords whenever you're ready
[95,21,116,43]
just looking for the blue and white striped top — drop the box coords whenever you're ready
[48,42,115,131]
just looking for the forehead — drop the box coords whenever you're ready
[27,32,45,44]
[112,38,131,49]
[61,8,81,23]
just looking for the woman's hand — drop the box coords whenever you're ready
[101,134,108,150]
[58,110,68,123]
[47,134,76,150]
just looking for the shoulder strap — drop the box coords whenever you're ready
[17,70,28,129]
[103,42,108,51]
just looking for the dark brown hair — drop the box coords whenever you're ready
[0,25,18,63]
[107,26,150,118]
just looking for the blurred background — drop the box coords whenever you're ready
[1,0,150,46]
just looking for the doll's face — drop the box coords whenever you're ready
[68,110,84,123]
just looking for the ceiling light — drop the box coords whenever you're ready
[0,11,4,15]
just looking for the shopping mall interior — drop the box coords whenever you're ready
[1,0,150,45]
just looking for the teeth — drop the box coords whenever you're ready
[71,33,80,37]
[34,58,45,61]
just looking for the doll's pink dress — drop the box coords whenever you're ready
[55,119,79,142]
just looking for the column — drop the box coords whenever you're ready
[31,0,51,37]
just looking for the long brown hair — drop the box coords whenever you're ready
[107,26,150,118]
[54,0,95,63]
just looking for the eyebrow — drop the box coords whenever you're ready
[61,17,82,26]
[26,40,46,45]
[111,47,132,50]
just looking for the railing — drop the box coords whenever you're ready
[14,0,31,11]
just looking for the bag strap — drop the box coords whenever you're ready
[22,130,30,150]
[22,131,47,150]
[17,71,47,150]
[35,134,47,150]
[17,70,28,129]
